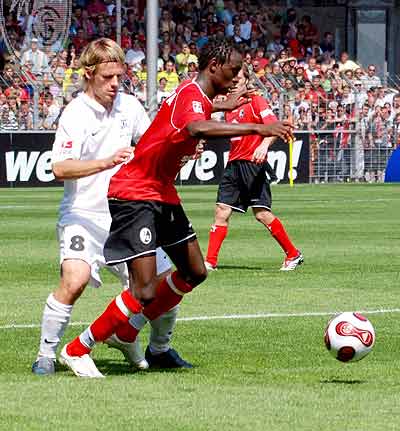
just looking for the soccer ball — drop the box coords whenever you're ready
[324,312,375,362]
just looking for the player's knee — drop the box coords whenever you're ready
[59,277,87,303]
[133,281,157,304]
[254,209,272,225]
[187,264,208,286]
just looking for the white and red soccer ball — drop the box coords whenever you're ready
[324,312,375,362]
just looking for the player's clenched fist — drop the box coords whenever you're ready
[105,147,134,168]
[256,120,293,142]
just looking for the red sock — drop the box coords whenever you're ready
[89,290,142,342]
[66,337,91,357]
[267,217,298,258]
[116,321,139,343]
[143,271,193,321]
[206,224,228,267]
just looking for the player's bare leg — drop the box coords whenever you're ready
[141,239,207,368]
[32,259,90,375]
[205,204,233,270]
[252,207,303,271]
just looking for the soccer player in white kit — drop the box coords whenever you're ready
[32,38,191,376]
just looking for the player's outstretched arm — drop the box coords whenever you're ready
[52,147,134,180]
[186,119,293,142]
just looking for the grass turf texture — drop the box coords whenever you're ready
[0,184,399,431]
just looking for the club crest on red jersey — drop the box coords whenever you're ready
[192,101,204,114]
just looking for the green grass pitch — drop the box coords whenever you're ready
[1,184,400,431]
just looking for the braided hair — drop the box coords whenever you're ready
[197,40,237,71]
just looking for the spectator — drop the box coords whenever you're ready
[320,32,335,56]
[159,9,176,35]
[125,39,145,68]
[304,56,320,81]
[157,77,171,105]
[176,43,197,75]
[266,34,284,57]
[87,0,108,19]
[338,51,359,73]
[301,15,319,48]
[157,60,180,92]
[21,38,49,77]
[41,93,61,130]
[361,64,382,90]
[239,10,252,41]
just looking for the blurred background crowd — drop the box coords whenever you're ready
[0,0,399,182]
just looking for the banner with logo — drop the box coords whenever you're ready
[176,134,310,185]
[0,133,310,187]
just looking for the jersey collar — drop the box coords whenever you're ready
[80,92,123,114]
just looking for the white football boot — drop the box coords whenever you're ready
[104,334,149,370]
[59,345,104,378]
[280,251,304,271]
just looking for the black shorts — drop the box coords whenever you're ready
[104,200,196,265]
[216,160,272,213]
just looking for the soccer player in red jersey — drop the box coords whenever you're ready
[60,41,293,377]
[205,67,303,271]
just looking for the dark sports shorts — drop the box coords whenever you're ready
[104,200,196,265]
[216,160,272,213]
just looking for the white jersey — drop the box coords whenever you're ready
[52,92,150,226]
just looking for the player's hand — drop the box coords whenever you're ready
[192,140,204,160]
[252,142,270,165]
[105,147,134,168]
[258,120,293,142]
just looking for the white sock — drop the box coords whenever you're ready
[148,305,179,355]
[38,293,73,360]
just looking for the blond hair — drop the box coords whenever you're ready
[79,38,125,87]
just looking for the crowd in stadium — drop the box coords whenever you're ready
[0,0,399,154]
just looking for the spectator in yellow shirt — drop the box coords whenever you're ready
[175,43,198,76]
[157,60,180,92]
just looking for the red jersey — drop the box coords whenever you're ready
[225,95,277,162]
[108,80,212,204]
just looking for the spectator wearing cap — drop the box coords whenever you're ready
[175,43,198,75]
[338,52,359,73]
[361,64,382,90]
[21,38,49,77]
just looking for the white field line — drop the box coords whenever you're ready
[1,308,400,330]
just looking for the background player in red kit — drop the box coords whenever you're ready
[205,67,303,272]
[60,42,294,377]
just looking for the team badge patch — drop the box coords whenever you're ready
[192,101,204,114]
[139,227,152,245]
[239,109,245,118]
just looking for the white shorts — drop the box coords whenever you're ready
[57,222,172,288]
